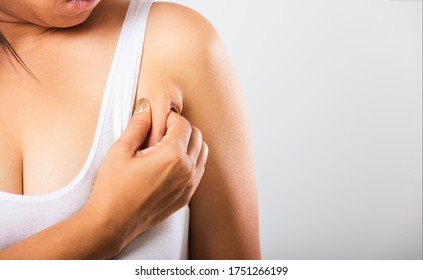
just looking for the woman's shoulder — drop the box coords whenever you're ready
[89,0,222,88]
[145,2,222,83]
[90,0,218,45]
[148,1,217,40]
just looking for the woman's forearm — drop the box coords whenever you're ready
[0,206,118,260]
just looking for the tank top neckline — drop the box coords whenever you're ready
[0,0,143,202]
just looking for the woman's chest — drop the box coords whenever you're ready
[0,65,107,195]
[0,9,128,196]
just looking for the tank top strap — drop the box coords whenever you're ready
[87,0,154,175]
[105,0,154,137]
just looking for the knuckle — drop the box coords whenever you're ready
[167,147,194,169]
[165,148,197,184]
[192,126,202,140]
[183,156,196,177]
[180,117,192,134]
[167,147,185,166]
[191,126,199,134]
[174,154,195,181]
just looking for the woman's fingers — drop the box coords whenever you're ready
[154,113,208,170]
[135,110,208,167]
[118,98,152,154]
[160,111,192,150]
[187,127,203,163]
[196,142,209,169]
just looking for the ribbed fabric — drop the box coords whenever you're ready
[0,0,189,260]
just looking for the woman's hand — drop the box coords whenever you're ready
[85,98,208,256]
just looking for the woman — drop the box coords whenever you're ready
[0,0,260,259]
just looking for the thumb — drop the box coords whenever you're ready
[118,98,152,153]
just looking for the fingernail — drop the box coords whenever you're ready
[134,98,149,114]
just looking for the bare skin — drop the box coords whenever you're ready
[0,0,260,259]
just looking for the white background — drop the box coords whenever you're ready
[167,0,422,259]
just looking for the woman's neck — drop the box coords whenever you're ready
[0,13,52,53]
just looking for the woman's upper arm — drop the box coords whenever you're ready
[186,26,260,260]
[152,3,261,259]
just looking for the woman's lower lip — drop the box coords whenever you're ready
[67,0,98,9]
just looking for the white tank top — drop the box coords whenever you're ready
[0,0,189,260]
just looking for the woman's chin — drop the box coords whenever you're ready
[49,0,101,28]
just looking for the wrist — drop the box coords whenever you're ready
[78,203,124,259]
